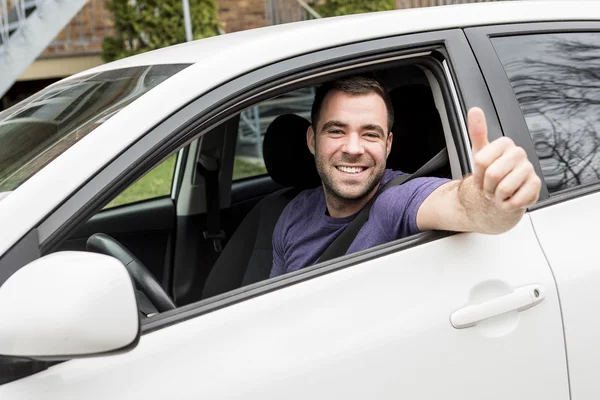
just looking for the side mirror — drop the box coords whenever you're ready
[0,251,140,360]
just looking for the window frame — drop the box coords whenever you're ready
[465,22,600,210]
[25,28,495,333]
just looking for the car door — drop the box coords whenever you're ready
[1,223,567,399]
[1,29,569,399]
[467,22,600,400]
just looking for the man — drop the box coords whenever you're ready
[269,76,541,278]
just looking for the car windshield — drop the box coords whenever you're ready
[0,64,189,192]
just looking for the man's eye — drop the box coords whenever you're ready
[364,133,380,138]
[329,130,343,135]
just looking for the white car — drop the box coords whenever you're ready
[1,1,599,398]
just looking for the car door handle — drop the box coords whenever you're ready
[450,284,546,329]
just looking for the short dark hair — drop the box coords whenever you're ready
[310,76,395,134]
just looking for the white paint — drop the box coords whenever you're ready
[530,191,600,400]
[0,0,599,254]
[0,252,139,358]
[1,220,569,399]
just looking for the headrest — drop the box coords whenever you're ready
[262,114,321,189]
[386,85,447,173]
[390,84,438,111]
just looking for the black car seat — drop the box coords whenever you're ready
[387,84,449,177]
[201,114,321,299]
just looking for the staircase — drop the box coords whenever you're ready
[265,0,320,25]
[0,0,89,98]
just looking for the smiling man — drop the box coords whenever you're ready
[269,76,541,278]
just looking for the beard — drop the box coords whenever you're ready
[314,150,386,209]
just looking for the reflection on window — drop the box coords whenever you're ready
[493,33,600,194]
[0,64,189,192]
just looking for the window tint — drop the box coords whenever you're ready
[492,33,600,194]
[233,87,315,180]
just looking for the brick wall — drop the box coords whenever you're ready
[217,0,266,33]
[39,0,508,58]
[42,0,113,57]
[41,0,265,58]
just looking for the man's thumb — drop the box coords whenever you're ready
[468,107,489,154]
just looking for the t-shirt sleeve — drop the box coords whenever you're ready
[378,176,450,240]
[270,209,287,279]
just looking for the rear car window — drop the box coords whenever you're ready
[0,64,189,192]
[492,33,600,194]
[233,87,315,180]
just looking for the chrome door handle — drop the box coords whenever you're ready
[451,284,546,329]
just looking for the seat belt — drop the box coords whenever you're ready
[197,155,226,253]
[318,148,449,263]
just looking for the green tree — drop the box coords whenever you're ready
[310,0,395,17]
[102,0,221,62]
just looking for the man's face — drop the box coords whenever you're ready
[307,90,393,203]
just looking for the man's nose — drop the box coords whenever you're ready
[342,133,364,155]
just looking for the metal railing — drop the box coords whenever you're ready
[265,0,321,26]
[397,0,508,7]
[0,0,89,97]
[265,0,513,25]
[0,0,37,51]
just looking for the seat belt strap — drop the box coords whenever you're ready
[197,155,226,253]
[318,148,449,263]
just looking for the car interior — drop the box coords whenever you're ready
[56,60,463,317]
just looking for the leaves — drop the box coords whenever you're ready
[102,0,221,62]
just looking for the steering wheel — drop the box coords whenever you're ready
[86,233,176,313]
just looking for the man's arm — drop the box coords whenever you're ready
[416,108,542,235]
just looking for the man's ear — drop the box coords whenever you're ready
[307,125,316,155]
[386,131,393,158]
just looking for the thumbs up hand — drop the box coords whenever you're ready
[468,107,541,211]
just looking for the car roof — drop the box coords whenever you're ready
[74,0,600,76]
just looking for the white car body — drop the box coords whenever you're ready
[2,0,597,253]
[0,1,599,399]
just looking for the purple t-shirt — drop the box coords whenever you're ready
[270,169,449,278]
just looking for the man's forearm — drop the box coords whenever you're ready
[418,108,540,235]
[457,175,525,234]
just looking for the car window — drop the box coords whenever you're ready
[0,64,189,194]
[233,87,315,180]
[492,33,600,194]
[104,153,177,209]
